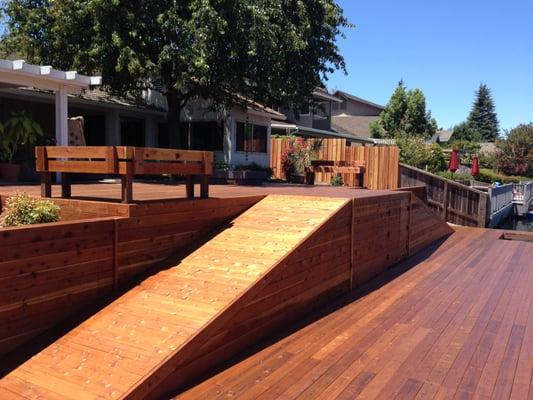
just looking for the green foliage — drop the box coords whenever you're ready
[281,137,323,177]
[330,175,343,186]
[0,194,60,227]
[213,161,230,171]
[0,111,43,163]
[450,140,481,165]
[476,168,529,184]
[1,0,350,145]
[451,121,482,142]
[396,134,447,173]
[494,123,533,177]
[426,144,447,173]
[467,84,500,141]
[372,81,437,139]
[435,171,472,181]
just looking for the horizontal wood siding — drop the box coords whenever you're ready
[0,218,116,357]
[269,138,399,190]
[0,196,262,357]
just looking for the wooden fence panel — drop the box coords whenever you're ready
[399,164,489,227]
[269,138,399,190]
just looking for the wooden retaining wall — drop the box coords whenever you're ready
[0,196,261,358]
[130,192,453,399]
[269,138,399,190]
[399,164,489,227]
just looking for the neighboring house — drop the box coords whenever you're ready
[271,88,374,145]
[330,90,385,142]
[0,87,283,169]
[430,130,453,144]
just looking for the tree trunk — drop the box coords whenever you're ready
[166,92,181,148]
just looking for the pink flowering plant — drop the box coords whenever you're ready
[281,137,322,180]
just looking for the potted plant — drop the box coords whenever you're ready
[0,111,43,182]
[281,137,322,184]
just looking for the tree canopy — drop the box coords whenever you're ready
[494,123,533,177]
[467,83,499,141]
[370,81,437,139]
[1,0,350,146]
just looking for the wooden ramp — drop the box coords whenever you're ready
[0,195,353,399]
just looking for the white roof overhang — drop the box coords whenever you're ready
[0,59,102,94]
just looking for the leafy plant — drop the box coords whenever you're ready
[331,175,343,186]
[0,194,60,227]
[0,111,43,163]
[281,138,323,179]
[493,124,533,177]
[476,169,529,184]
[372,81,437,139]
[450,140,481,165]
[213,161,230,171]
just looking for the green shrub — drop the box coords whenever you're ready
[435,171,472,181]
[331,175,343,186]
[476,169,528,184]
[0,194,60,227]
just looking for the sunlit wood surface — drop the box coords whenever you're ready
[0,195,348,399]
[175,227,533,400]
[0,181,392,202]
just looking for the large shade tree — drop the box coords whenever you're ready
[1,0,350,147]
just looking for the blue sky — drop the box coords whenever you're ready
[327,0,533,131]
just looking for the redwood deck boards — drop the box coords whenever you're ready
[175,227,533,400]
[0,181,393,202]
[0,196,350,399]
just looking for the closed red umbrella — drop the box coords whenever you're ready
[448,149,459,173]
[471,155,480,176]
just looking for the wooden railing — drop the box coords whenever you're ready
[399,164,489,227]
[269,138,399,190]
[35,146,213,203]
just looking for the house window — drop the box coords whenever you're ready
[236,122,268,153]
[177,121,224,150]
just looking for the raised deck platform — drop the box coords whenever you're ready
[175,227,533,400]
[1,183,527,399]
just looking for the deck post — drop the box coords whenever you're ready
[186,176,195,198]
[442,181,449,222]
[40,172,52,198]
[121,174,133,203]
[200,175,209,199]
[61,173,71,198]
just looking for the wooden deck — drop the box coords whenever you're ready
[0,195,350,399]
[0,181,392,202]
[175,227,533,400]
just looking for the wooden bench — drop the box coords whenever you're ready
[306,160,366,188]
[35,146,214,203]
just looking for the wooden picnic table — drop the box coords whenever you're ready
[306,160,366,187]
[35,146,213,203]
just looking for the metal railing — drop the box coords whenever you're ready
[512,182,533,204]
[488,184,514,215]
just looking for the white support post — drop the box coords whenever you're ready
[55,86,69,146]
[54,86,68,183]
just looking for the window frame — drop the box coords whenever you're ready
[235,120,269,154]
